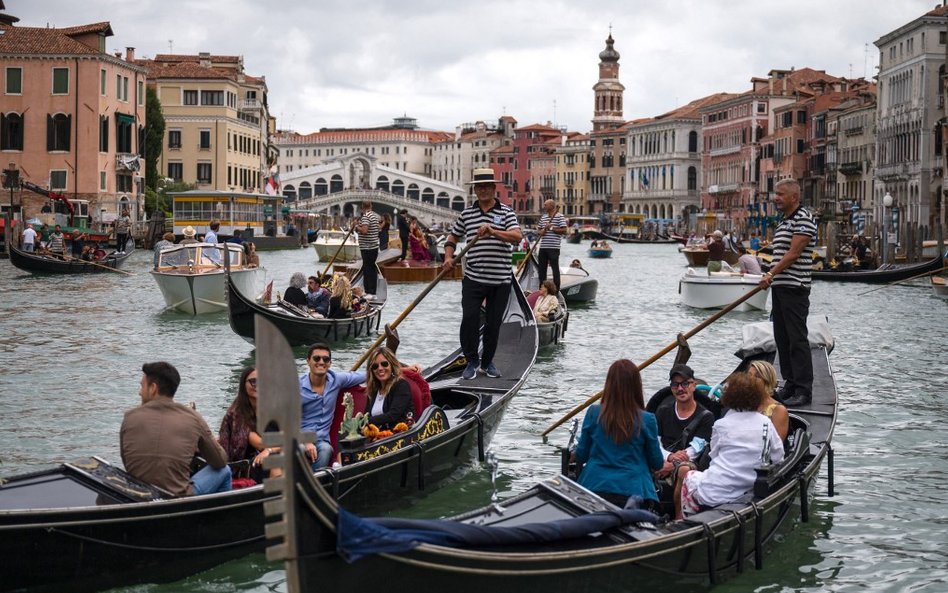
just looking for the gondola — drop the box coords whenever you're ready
[601,232,677,245]
[226,265,387,346]
[932,274,948,299]
[267,319,837,593]
[517,256,569,348]
[0,280,539,593]
[811,255,943,284]
[566,230,582,244]
[8,242,133,274]
[587,243,613,258]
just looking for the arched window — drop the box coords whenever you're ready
[391,180,405,196]
[299,181,312,199]
[436,191,449,208]
[47,113,71,151]
[421,188,434,203]
[452,195,466,211]
[407,184,420,200]
[330,174,343,193]
[688,130,698,153]
[1,112,24,151]
[688,166,697,191]
[314,178,328,195]
[375,175,390,192]
[282,185,297,201]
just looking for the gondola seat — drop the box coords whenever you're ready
[402,368,432,419]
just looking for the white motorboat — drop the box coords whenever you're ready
[313,229,360,262]
[932,275,948,299]
[558,265,598,303]
[679,268,769,311]
[151,243,264,314]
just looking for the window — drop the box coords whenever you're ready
[168,129,181,149]
[100,171,107,191]
[52,68,68,94]
[167,162,183,181]
[183,90,199,105]
[100,69,106,95]
[123,76,129,102]
[47,113,71,151]
[796,110,807,125]
[200,90,224,105]
[1,113,24,150]
[99,115,109,152]
[6,67,22,94]
[199,129,211,149]
[137,80,144,106]
[797,139,805,154]
[115,114,133,153]
[116,75,129,101]
[116,174,133,192]
[197,162,212,183]
[50,170,67,190]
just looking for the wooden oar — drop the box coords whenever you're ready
[856,264,948,296]
[541,284,766,437]
[516,209,559,278]
[318,226,357,281]
[350,237,480,371]
[57,252,135,276]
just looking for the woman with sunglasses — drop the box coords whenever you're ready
[363,347,413,430]
[218,366,281,483]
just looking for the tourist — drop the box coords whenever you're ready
[570,258,585,271]
[748,359,789,440]
[654,364,715,480]
[226,229,244,245]
[47,225,66,259]
[379,214,392,250]
[750,233,761,251]
[306,275,331,316]
[351,285,368,313]
[68,229,86,260]
[21,223,37,252]
[244,242,260,267]
[152,232,175,268]
[354,201,381,297]
[362,347,413,430]
[397,210,411,261]
[708,230,725,273]
[283,272,309,307]
[737,246,763,275]
[674,373,785,519]
[204,220,221,244]
[758,178,817,408]
[219,366,281,483]
[180,226,199,245]
[442,167,522,380]
[38,223,50,250]
[537,199,568,290]
[299,343,366,469]
[115,208,131,253]
[120,361,231,496]
[328,275,353,318]
[574,359,665,509]
[532,279,560,323]
[409,218,430,262]
[80,245,94,261]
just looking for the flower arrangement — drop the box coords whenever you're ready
[376,430,394,439]
[362,424,380,439]
[393,422,409,433]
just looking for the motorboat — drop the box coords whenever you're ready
[313,229,361,262]
[558,264,598,303]
[932,275,948,299]
[587,242,613,258]
[679,268,769,311]
[151,243,263,314]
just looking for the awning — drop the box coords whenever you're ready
[116,113,135,125]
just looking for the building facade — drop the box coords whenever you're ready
[431,117,514,187]
[587,33,627,215]
[831,93,878,231]
[554,133,589,216]
[0,15,146,220]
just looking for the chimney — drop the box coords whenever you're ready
[455,126,461,141]
[199,51,211,67]
[125,47,135,62]
[114,51,122,59]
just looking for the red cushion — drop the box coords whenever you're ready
[231,477,258,489]
[329,385,367,451]
[401,368,431,420]
[526,291,541,309]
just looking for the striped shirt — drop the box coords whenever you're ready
[358,211,381,250]
[451,199,520,284]
[771,207,817,287]
[537,213,568,249]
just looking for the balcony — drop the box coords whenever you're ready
[708,183,739,194]
[709,145,742,157]
[839,161,863,176]
[843,125,864,137]
[239,99,262,111]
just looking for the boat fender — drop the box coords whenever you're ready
[413,441,426,490]
[695,383,724,401]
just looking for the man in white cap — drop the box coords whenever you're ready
[443,168,522,380]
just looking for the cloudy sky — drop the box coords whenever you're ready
[10,1,942,133]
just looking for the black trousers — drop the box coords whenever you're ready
[399,232,409,260]
[116,233,128,251]
[537,248,561,289]
[361,248,379,295]
[460,278,510,367]
[771,285,812,397]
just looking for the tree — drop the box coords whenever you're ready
[144,86,165,191]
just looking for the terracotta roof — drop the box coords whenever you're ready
[153,53,241,63]
[491,144,515,154]
[56,22,113,36]
[0,24,105,55]
[517,123,561,133]
[138,59,233,80]
[926,5,948,17]
[273,128,452,144]
[655,92,741,120]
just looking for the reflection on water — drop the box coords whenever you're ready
[2,243,947,593]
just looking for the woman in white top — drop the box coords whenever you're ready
[532,280,560,323]
[362,347,413,430]
[674,372,785,519]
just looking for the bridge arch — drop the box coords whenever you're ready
[299,181,312,200]
[392,180,404,196]
[407,183,420,201]
[315,178,328,196]
[422,188,434,204]
[375,175,389,192]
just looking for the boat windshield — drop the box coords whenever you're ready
[157,244,243,269]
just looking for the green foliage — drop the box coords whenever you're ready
[144,87,166,191]
[144,181,195,216]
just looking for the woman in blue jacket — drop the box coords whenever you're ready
[575,359,665,509]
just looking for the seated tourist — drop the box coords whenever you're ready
[244,242,260,268]
[218,366,281,483]
[532,280,559,322]
[121,362,231,496]
[351,285,368,313]
[569,258,585,271]
[362,347,414,430]
[574,359,665,510]
[748,359,789,441]
[328,275,353,318]
[306,275,331,316]
[674,373,785,519]
[283,272,308,307]
[80,244,95,261]
[409,219,431,262]
[737,246,763,275]
[654,364,715,480]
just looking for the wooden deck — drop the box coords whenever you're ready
[333,259,463,283]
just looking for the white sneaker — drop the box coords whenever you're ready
[365,294,376,301]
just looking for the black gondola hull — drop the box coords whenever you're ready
[8,244,132,274]
[812,256,942,283]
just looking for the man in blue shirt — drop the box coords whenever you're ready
[299,342,365,469]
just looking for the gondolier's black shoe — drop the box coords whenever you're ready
[781,393,812,408]
[773,387,792,403]
[480,363,502,378]
[462,362,478,380]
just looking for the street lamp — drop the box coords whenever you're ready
[882,192,893,266]
[3,161,18,213]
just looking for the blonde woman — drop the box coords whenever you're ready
[748,360,789,440]
[532,280,560,323]
[362,347,413,430]
[328,275,353,318]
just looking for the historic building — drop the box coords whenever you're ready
[829,90,878,232]
[431,116,514,187]
[554,133,590,216]
[623,93,735,224]
[275,116,451,186]
[492,123,563,213]
[139,52,274,193]
[874,5,947,232]
[588,33,627,215]
[0,11,146,220]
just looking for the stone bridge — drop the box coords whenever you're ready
[290,188,462,225]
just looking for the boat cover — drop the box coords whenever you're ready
[337,506,657,562]
[734,315,834,358]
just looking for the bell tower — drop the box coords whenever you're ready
[592,33,625,131]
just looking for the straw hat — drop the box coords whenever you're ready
[468,168,499,185]
[183,225,196,238]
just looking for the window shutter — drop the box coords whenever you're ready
[47,114,55,150]
[64,114,72,151]
[0,113,7,151]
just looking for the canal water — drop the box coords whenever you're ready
[1,241,946,593]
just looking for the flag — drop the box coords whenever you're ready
[265,166,280,196]
[640,171,650,191]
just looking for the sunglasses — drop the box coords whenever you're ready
[670,380,692,390]
[371,360,391,371]
[310,355,331,363]
[246,378,257,387]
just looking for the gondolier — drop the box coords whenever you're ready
[537,199,568,290]
[355,200,381,297]
[443,167,522,380]
[759,178,816,407]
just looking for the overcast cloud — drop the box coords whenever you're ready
[10,1,941,133]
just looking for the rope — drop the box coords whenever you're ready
[50,527,263,552]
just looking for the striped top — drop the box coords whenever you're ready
[358,211,381,250]
[537,213,568,249]
[771,207,817,287]
[451,199,520,284]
